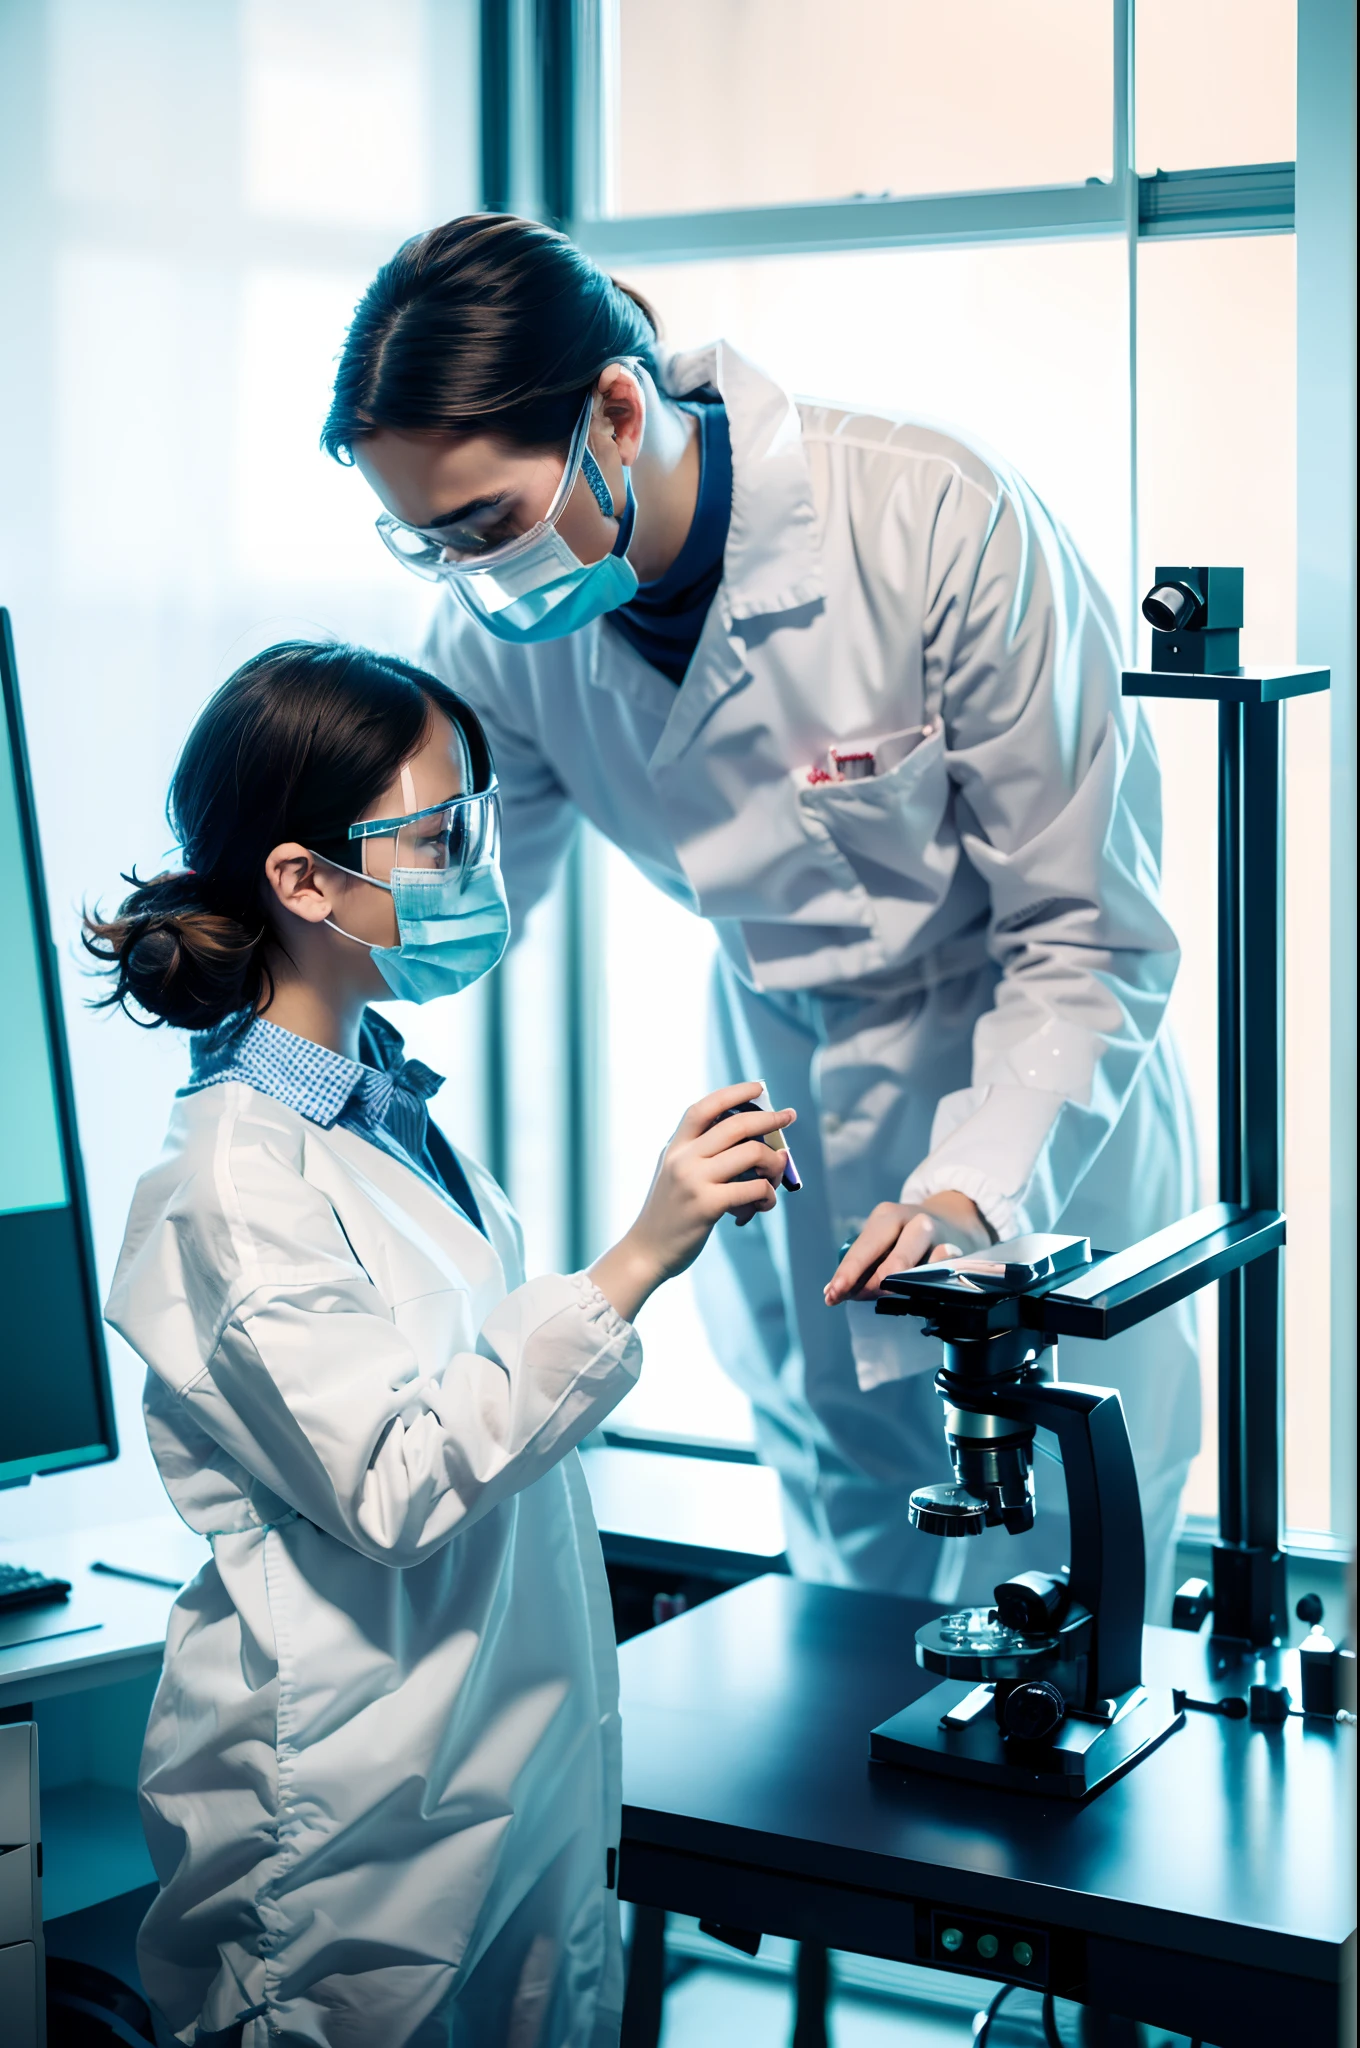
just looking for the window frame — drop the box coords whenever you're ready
[479,0,1353,1557]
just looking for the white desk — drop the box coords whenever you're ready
[0,1449,787,1922]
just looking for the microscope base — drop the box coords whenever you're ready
[870,1681,1184,1801]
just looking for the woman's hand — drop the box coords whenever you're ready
[589,1083,796,1324]
[822,1192,994,1306]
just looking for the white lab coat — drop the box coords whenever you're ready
[105,1081,640,2048]
[423,340,1200,1614]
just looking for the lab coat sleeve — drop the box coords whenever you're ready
[113,1143,640,1566]
[900,471,1180,1239]
[194,1268,638,1564]
[422,597,579,933]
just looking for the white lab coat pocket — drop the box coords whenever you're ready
[798,723,949,905]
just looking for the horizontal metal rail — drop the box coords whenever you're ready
[574,163,1294,266]
[1138,161,1296,238]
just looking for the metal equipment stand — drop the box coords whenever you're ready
[1122,657,1330,1645]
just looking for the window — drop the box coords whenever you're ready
[1136,0,1296,172]
[611,0,1113,213]
[498,0,1344,1549]
[2,0,1345,1556]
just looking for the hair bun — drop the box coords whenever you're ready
[83,869,265,1031]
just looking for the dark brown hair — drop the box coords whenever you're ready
[322,213,660,461]
[84,641,483,1031]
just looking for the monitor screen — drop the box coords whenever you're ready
[0,609,116,1486]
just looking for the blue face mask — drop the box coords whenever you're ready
[369,860,510,1005]
[376,381,646,647]
[319,786,511,1005]
[458,468,639,645]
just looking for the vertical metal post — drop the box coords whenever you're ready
[1114,0,1140,652]
[1297,0,1357,1559]
[1212,696,1288,1641]
[536,0,576,228]
[483,966,510,1191]
[563,828,589,1271]
[478,0,519,1201]
[1241,705,1287,1579]
[480,0,513,210]
[1215,701,1245,1547]
[562,825,601,1273]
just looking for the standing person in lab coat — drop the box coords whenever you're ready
[324,215,1200,1619]
[88,640,795,2048]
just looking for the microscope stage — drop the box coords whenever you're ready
[870,1680,1185,1801]
[916,1606,1065,1681]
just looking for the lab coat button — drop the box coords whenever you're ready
[822,1113,841,1133]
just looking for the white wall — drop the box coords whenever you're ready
[0,0,480,1539]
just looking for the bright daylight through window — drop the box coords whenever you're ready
[0,0,1344,1562]
[517,0,1342,1554]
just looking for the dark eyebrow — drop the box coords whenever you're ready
[422,491,507,532]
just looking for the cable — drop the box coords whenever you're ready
[973,1982,1015,2045]
[1042,1991,1063,2046]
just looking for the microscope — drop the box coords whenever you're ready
[867,569,1331,1801]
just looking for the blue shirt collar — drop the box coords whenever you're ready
[184,1011,443,1133]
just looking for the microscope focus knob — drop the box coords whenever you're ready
[908,1483,987,1538]
[1002,1680,1068,1744]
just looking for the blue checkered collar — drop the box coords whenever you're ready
[183,1010,443,1133]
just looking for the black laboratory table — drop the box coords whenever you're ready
[616,1575,1355,2046]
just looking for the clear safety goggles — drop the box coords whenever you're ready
[347,780,501,882]
[373,367,638,594]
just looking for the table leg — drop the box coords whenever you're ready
[621,1906,667,2048]
[791,1942,831,2048]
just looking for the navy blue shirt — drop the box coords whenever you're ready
[607,401,732,685]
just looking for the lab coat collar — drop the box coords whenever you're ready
[659,339,825,624]
[630,341,825,771]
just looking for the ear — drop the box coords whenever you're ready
[596,363,646,468]
[264,843,337,926]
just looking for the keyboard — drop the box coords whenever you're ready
[0,1561,72,1613]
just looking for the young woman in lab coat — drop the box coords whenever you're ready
[88,641,794,2048]
[325,215,1201,1622]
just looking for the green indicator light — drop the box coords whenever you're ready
[977,1933,1000,1960]
[940,1927,964,1953]
[1013,1941,1034,1968]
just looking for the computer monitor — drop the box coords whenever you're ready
[0,608,116,1487]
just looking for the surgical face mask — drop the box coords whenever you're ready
[374,378,641,643]
[321,765,510,1004]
